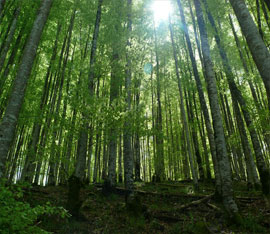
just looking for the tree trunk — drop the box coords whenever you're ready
[264,0,270,11]
[229,0,270,110]
[0,0,6,14]
[153,26,165,182]
[176,0,221,194]
[0,0,53,178]
[0,8,20,70]
[193,0,238,217]
[118,134,123,183]
[67,0,103,217]
[123,0,134,199]
[74,0,103,181]
[204,0,270,195]
[169,19,198,189]
[107,47,121,188]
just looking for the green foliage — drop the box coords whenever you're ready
[0,181,70,234]
[169,222,182,234]
[128,215,146,230]
[237,214,266,233]
[181,217,210,234]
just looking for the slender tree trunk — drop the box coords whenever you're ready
[176,0,221,193]
[123,0,134,199]
[0,26,24,93]
[107,48,121,188]
[0,0,53,178]
[204,0,270,195]
[0,8,20,70]
[229,0,270,110]
[194,0,238,217]
[74,0,103,181]
[233,100,260,189]
[186,89,204,181]
[22,23,62,183]
[169,19,198,189]
[134,78,141,181]
[118,133,123,183]
[264,0,270,11]
[67,0,103,218]
[0,0,5,14]
[256,0,264,39]
[8,125,24,181]
[153,26,165,182]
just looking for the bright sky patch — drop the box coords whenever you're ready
[151,0,172,23]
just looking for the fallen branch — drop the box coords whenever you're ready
[156,183,189,188]
[118,187,206,199]
[174,194,214,211]
[151,213,184,223]
[93,184,212,199]
[206,203,222,212]
[236,196,260,200]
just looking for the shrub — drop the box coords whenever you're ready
[0,180,69,234]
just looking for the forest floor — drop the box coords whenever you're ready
[25,180,270,233]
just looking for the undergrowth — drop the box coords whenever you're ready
[0,180,70,234]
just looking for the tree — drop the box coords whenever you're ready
[123,0,134,198]
[169,17,198,189]
[67,0,103,217]
[229,0,270,111]
[0,0,53,178]
[193,0,239,218]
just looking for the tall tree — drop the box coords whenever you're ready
[74,0,103,182]
[193,0,239,217]
[123,0,134,199]
[229,0,270,111]
[0,0,53,178]
[176,0,221,193]
[169,18,198,189]
[67,0,103,217]
[203,0,269,194]
[0,0,5,14]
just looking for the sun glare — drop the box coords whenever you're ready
[151,0,172,23]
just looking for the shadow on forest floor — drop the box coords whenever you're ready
[25,180,270,233]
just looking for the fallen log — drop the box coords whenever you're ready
[151,213,184,223]
[98,185,207,198]
[235,196,260,200]
[206,203,222,212]
[174,194,214,212]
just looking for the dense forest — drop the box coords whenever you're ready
[1,0,270,233]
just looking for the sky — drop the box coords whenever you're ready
[151,0,172,23]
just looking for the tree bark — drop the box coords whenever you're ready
[176,0,221,193]
[264,0,270,11]
[74,0,103,181]
[169,19,198,189]
[153,26,165,182]
[193,0,238,217]
[0,0,53,178]
[67,0,103,217]
[204,0,270,195]
[0,8,20,71]
[107,47,121,188]
[0,0,5,14]
[123,0,134,198]
[229,0,270,110]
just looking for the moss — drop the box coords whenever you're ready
[192,221,210,234]
[126,194,145,216]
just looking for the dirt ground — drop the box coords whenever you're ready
[26,181,270,233]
